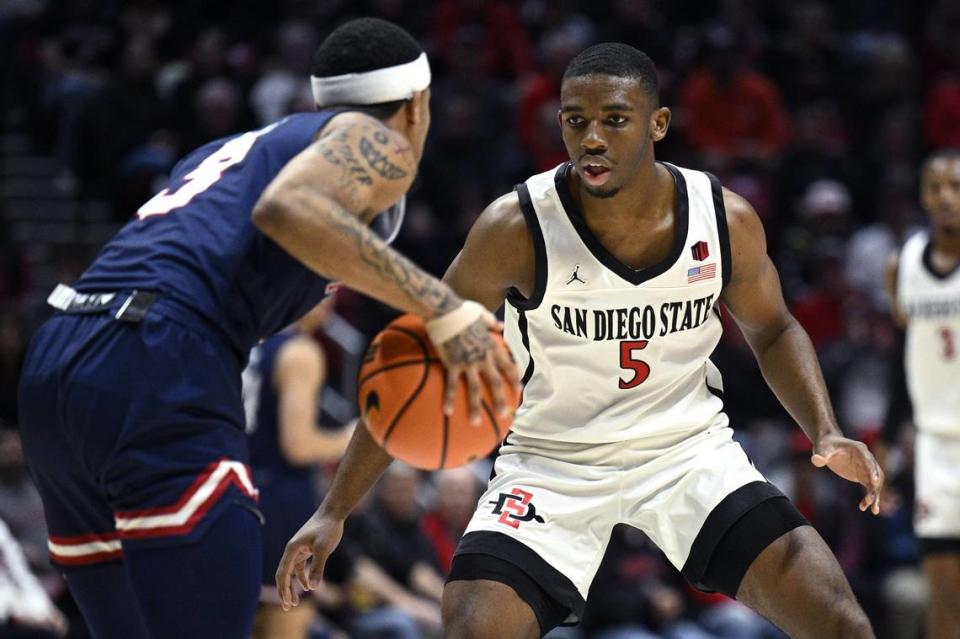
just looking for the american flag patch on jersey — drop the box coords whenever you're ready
[687,263,717,283]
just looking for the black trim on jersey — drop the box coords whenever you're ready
[922,239,960,280]
[692,495,809,597]
[706,172,732,288]
[706,384,724,400]
[488,433,517,481]
[681,480,787,588]
[507,183,548,311]
[517,311,535,386]
[451,531,584,631]
[553,162,690,286]
[919,537,960,555]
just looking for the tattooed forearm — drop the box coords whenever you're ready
[324,197,455,316]
[359,136,409,180]
[357,230,455,313]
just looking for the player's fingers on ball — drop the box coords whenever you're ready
[493,343,521,388]
[465,367,482,425]
[480,359,507,416]
[443,368,459,416]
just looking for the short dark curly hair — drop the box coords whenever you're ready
[311,18,423,118]
[562,43,659,101]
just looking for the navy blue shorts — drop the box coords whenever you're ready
[18,296,259,569]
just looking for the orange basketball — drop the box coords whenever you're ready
[357,313,519,470]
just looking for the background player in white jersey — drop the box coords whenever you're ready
[277,43,883,639]
[884,150,960,638]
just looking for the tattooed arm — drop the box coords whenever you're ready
[270,116,522,611]
[254,112,519,417]
[253,112,455,318]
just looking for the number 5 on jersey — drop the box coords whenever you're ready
[619,340,650,389]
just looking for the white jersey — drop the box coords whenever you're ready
[897,231,960,437]
[503,162,730,444]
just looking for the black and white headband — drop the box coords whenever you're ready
[311,52,431,107]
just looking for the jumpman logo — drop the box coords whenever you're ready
[566,265,586,285]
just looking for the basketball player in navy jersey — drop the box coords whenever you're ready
[244,299,353,639]
[278,44,883,638]
[883,150,960,639]
[17,18,517,639]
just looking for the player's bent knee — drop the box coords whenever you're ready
[441,582,504,639]
[443,580,540,639]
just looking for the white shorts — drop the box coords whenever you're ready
[914,431,960,545]
[452,424,797,626]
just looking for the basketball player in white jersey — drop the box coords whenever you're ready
[884,150,960,639]
[276,43,883,638]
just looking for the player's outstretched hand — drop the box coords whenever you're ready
[276,512,345,611]
[426,301,521,425]
[811,434,884,515]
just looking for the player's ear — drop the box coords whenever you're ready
[406,88,430,126]
[650,106,671,142]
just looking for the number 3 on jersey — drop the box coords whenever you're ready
[619,340,650,389]
[137,123,278,219]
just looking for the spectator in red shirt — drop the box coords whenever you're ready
[431,0,533,81]
[421,468,481,574]
[678,25,790,171]
[924,73,960,148]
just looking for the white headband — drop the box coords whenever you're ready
[311,52,430,106]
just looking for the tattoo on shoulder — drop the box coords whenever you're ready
[359,136,409,180]
[317,129,373,188]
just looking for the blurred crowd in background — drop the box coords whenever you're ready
[2,0,959,637]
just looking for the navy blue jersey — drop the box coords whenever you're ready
[76,111,341,359]
[243,331,310,479]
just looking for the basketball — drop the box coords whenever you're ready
[357,314,519,470]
